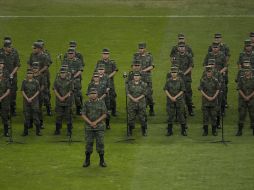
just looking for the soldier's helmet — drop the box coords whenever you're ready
[102,48,110,54]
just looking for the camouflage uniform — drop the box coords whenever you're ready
[0,44,20,116]
[127,75,147,136]
[199,68,220,136]
[236,69,254,136]
[21,72,41,136]
[0,71,11,137]
[53,71,74,135]
[164,68,187,136]
[133,43,155,116]
[238,40,254,68]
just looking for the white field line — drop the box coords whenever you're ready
[0,15,254,18]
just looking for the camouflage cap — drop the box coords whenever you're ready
[102,48,110,54]
[37,39,44,46]
[3,39,12,47]
[32,61,40,68]
[133,71,141,76]
[214,33,222,38]
[69,41,77,47]
[250,32,254,37]
[244,39,252,46]
[60,67,67,73]
[138,42,146,49]
[97,64,105,70]
[178,42,185,47]
[178,33,185,39]
[212,42,219,48]
[0,59,4,64]
[88,88,98,94]
[33,42,43,49]
[208,59,216,65]
[171,66,179,73]
[4,36,12,42]
[205,65,213,72]
[67,47,75,54]
[27,68,33,74]
[93,72,100,77]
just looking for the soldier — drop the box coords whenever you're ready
[81,88,107,168]
[170,33,194,58]
[238,39,254,68]
[208,33,230,62]
[21,69,41,136]
[127,71,147,136]
[37,39,52,116]
[199,66,220,136]
[0,37,20,116]
[53,67,73,136]
[27,42,52,115]
[64,41,85,67]
[0,59,10,79]
[62,48,83,115]
[172,42,194,116]
[0,69,11,137]
[133,43,155,116]
[32,62,47,129]
[249,32,254,50]
[87,71,110,129]
[236,68,254,136]
[164,67,187,136]
[235,60,253,83]
[95,48,118,116]
[127,60,147,83]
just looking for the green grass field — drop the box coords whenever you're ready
[0,1,254,190]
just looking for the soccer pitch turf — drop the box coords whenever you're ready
[0,1,254,190]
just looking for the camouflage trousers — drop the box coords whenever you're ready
[202,106,217,126]
[167,101,186,125]
[109,87,117,111]
[73,89,83,107]
[146,82,154,106]
[23,101,40,127]
[238,100,254,126]
[10,77,17,109]
[85,129,105,154]
[184,81,193,107]
[128,99,147,126]
[0,102,10,125]
[55,105,72,125]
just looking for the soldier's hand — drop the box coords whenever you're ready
[27,98,32,103]
[171,97,176,102]
[91,122,97,128]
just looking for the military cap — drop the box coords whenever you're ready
[178,33,185,39]
[0,59,4,64]
[171,66,179,73]
[32,62,40,68]
[214,33,222,38]
[88,88,98,94]
[178,42,185,47]
[102,48,110,54]
[3,40,12,47]
[37,39,44,46]
[97,64,105,70]
[93,72,100,77]
[67,47,75,54]
[61,65,69,70]
[60,67,67,73]
[69,41,77,47]
[27,68,33,74]
[244,39,252,46]
[205,65,213,72]
[132,60,141,66]
[138,42,146,49]
[212,42,219,48]
[208,59,216,65]
[250,32,254,37]
[133,71,141,76]
[243,59,251,64]
[33,42,43,49]
[4,36,12,41]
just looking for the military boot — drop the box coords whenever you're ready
[212,125,218,136]
[83,152,91,167]
[141,124,147,136]
[236,124,243,136]
[67,124,72,137]
[36,124,42,136]
[11,105,16,116]
[40,120,45,129]
[99,154,107,167]
[128,125,134,136]
[46,105,52,116]
[181,124,187,136]
[166,124,173,136]
[188,106,194,116]
[76,106,81,115]
[54,123,61,135]
[202,125,208,136]
[28,119,33,129]
[4,124,9,137]
[106,117,110,129]
[22,124,28,136]
[111,103,117,117]
[149,105,155,116]
[216,116,221,129]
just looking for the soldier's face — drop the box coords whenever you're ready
[102,53,109,60]
[89,93,98,100]
[33,47,40,54]
[212,47,219,53]
[133,65,141,71]
[139,48,145,54]
[178,46,185,53]
[4,46,12,53]
[98,69,105,75]
[68,52,75,59]
[60,73,66,78]
[245,46,252,51]
[250,36,254,42]
[134,75,141,81]
[27,73,33,79]
[0,64,4,69]
[93,76,99,82]
[171,72,177,78]
[214,37,222,43]
[206,71,212,78]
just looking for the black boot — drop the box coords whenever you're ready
[11,105,16,116]
[128,125,134,136]
[149,105,155,116]
[188,106,194,116]
[166,124,173,136]
[99,153,107,167]
[76,106,81,115]
[83,152,91,167]
[111,104,117,117]
[106,117,110,129]
[212,125,217,136]
[36,125,42,136]
[181,124,187,136]
[4,124,9,137]
[141,124,147,136]
[40,120,45,129]
[28,119,33,129]
[216,116,221,129]
[67,124,72,137]
[236,124,243,136]
[46,105,52,116]
[54,123,61,135]
[202,125,208,136]
[22,124,28,136]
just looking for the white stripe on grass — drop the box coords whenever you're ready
[0,15,254,18]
